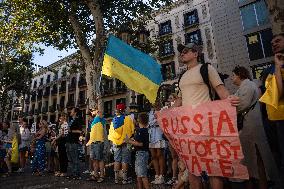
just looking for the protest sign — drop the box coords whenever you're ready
[31,123,37,134]
[156,100,249,179]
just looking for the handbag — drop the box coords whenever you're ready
[237,100,258,131]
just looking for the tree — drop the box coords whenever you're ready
[1,0,173,108]
[266,0,284,34]
[0,53,34,120]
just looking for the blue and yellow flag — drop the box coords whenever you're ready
[102,35,163,104]
[259,66,284,120]
[86,116,106,146]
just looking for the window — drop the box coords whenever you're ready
[40,78,43,86]
[159,20,172,36]
[33,80,37,89]
[161,62,176,81]
[160,40,174,57]
[184,9,199,28]
[79,91,85,104]
[69,94,75,104]
[240,0,269,31]
[185,30,202,45]
[137,95,151,112]
[46,75,51,83]
[245,29,273,61]
[104,100,112,118]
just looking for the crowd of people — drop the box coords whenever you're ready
[0,33,283,189]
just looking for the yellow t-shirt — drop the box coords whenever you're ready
[179,64,223,106]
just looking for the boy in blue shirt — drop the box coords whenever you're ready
[125,113,150,189]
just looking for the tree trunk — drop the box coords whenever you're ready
[266,0,284,34]
[67,1,97,108]
[85,0,106,109]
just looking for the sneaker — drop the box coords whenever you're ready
[83,170,90,174]
[153,175,164,185]
[97,177,104,183]
[122,179,131,185]
[16,168,24,173]
[151,175,159,184]
[166,177,177,185]
[115,179,119,184]
[90,171,95,176]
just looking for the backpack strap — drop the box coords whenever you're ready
[200,63,213,100]
[177,69,187,95]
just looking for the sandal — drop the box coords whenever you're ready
[97,177,104,183]
[86,175,97,181]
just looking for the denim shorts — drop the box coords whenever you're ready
[135,151,149,177]
[90,142,104,161]
[113,144,131,164]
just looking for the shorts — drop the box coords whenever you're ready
[113,144,131,164]
[135,151,149,177]
[86,145,91,156]
[149,140,167,149]
[19,146,28,152]
[90,142,104,161]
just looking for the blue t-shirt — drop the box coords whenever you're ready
[134,128,149,151]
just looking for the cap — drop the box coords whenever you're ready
[177,43,203,54]
[116,103,126,111]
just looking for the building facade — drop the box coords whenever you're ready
[208,0,273,89]
[23,54,88,125]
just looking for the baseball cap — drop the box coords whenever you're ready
[116,103,126,111]
[177,43,203,54]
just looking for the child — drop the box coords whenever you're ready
[125,113,150,189]
[172,160,189,189]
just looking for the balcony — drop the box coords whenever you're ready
[59,86,66,94]
[34,109,38,115]
[59,102,65,110]
[183,9,199,29]
[101,87,115,97]
[77,98,86,107]
[78,79,87,87]
[42,106,48,114]
[68,84,76,92]
[67,100,75,108]
[25,97,30,104]
[29,110,34,116]
[43,91,50,98]
[115,86,127,94]
[49,105,56,113]
[51,88,58,95]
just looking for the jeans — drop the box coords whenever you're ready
[66,143,80,175]
[135,151,149,177]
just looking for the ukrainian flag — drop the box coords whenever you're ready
[102,35,163,104]
[259,66,284,120]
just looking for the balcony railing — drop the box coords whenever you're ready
[43,91,50,98]
[115,86,127,94]
[68,84,76,91]
[78,79,87,87]
[49,105,56,113]
[51,89,57,95]
[34,109,38,115]
[59,102,65,110]
[42,106,48,114]
[78,98,86,106]
[67,100,75,107]
[59,86,66,94]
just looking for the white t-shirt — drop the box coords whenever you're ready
[19,127,31,148]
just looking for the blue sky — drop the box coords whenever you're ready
[33,45,77,67]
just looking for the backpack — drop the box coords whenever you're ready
[178,63,222,100]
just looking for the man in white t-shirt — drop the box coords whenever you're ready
[174,43,239,189]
